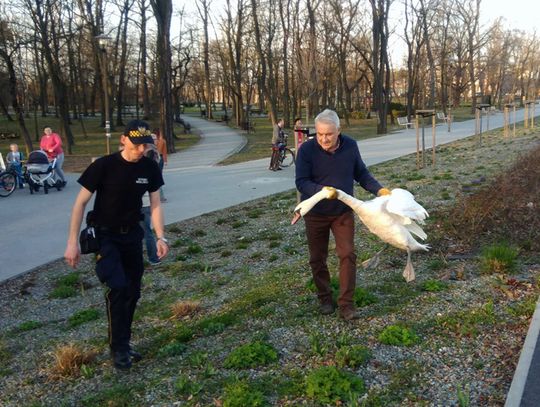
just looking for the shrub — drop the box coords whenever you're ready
[170,300,201,319]
[68,308,100,327]
[480,243,518,274]
[50,272,81,299]
[158,341,187,358]
[353,287,378,307]
[50,343,97,378]
[421,280,448,292]
[335,345,371,368]
[378,324,419,346]
[186,244,203,255]
[56,272,80,287]
[223,341,278,369]
[222,380,265,407]
[305,366,366,403]
[16,320,43,332]
[50,285,77,299]
[175,374,204,397]
[174,325,194,343]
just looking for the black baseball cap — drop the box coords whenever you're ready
[124,119,154,144]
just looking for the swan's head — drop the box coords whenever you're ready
[291,187,337,225]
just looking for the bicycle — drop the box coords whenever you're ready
[277,134,296,168]
[0,167,17,197]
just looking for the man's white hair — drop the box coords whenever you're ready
[315,109,340,129]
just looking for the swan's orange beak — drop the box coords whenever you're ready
[291,210,302,225]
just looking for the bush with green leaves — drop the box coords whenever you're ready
[353,287,378,307]
[223,340,278,369]
[175,374,203,397]
[50,285,77,299]
[421,280,448,292]
[305,366,366,404]
[16,320,42,332]
[335,345,371,368]
[158,341,187,358]
[222,380,265,407]
[378,324,419,346]
[68,308,100,328]
[49,272,81,299]
[480,243,518,274]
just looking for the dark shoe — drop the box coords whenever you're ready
[319,302,335,315]
[111,350,132,370]
[276,167,282,170]
[339,308,361,321]
[128,347,142,363]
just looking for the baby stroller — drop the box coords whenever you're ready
[25,150,63,194]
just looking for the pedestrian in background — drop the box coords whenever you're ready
[153,129,167,202]
[40,126,66,187]
[269,118,285,171]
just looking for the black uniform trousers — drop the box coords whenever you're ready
[95,225,145,353]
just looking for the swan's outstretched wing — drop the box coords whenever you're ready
[385,188,429,223]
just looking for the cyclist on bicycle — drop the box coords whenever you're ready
[269,118,286,171]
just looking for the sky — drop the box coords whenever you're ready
[480,0,540,33]
[176,0,540,65]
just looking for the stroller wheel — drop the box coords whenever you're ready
[44,184,48,194]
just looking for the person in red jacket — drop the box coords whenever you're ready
[40,126,66,186]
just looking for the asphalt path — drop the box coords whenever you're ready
[0,108,537,282]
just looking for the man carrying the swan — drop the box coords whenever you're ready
[293,109,430,321]
[292,109,389,321]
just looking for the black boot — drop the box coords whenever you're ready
[111,350,132,370]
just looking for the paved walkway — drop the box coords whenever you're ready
[0,108,536,283]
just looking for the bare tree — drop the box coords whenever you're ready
[369,0,392,134]
[26,0,76,152]
[150,0,175,153]
[0,20,34,153]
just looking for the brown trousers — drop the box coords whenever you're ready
[304,211,357,310]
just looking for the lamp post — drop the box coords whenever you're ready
[96,34,112,155]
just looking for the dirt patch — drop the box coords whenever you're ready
[63,155,94,173]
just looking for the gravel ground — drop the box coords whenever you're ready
[0,126,539,406]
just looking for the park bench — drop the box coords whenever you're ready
[397,116,414,129]
[437,112,449,123]
[0,131,19,140]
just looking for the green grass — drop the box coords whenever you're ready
[0,115,199,167]
[15,320,43,332]
[223,341,278,369]
[305,365,366,404]
[480,243,519,274]
[378,324,420,346]
[68,308,100,328]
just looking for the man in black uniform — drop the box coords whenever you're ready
[64,119,169,369]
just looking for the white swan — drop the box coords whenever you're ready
[291,187,429,282]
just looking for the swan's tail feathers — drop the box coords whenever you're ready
[408,239,430,252]
[361,249,384,269]
[406,222,427,240]
[403,250,416,282]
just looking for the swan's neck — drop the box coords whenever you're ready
[300,189,331,215]
[336,190,364,209]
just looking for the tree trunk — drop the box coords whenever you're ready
[151,0,175,153]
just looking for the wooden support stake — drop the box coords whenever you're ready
[415,115,420,169]
[432,113,436,166]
